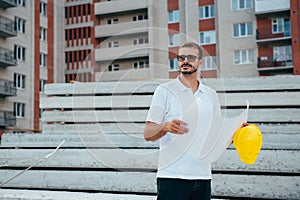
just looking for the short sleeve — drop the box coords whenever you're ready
[146,85,167,124]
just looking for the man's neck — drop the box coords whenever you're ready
[179,74,199,93]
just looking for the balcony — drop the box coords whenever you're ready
[95,44,149,62]
[95,0,148,16]
[95,20,148,38]
[0,110,16,127]
[0,15,17,38]
[65,0,91,7]
[0,0,17,9]
[95,67,150,82]
[255,0,290,18]
[256,28,291,46]
[257,55,293,74]
[0,46,17,67]
[0,78,17,97]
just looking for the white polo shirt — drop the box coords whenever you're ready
[146,77,221,180]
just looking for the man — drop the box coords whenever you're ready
[144,42,221,200]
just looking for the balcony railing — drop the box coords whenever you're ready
[0,78,17,97]
[256,28,291,40]
[95,20,148,38]
[0,15,17,38]
[0,0,17,9]
[95,44,149,61]
[256,28,291,46]
[0,110,16,127]
[0,46,17,67]
[257,55,293,69]
[95,0,148,16]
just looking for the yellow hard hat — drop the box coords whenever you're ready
[233,124,262,165]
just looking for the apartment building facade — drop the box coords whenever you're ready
[64,0,95,82]
[255,0,300,75]
[80,0,261,79]
[217,0,258,77]
[93,0,169,82]
[0,0,64,132]
[65,0,170,82]
[167,0,299,77]
[64,0,299,81]
[0,0,17,132]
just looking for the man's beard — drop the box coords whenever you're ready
[179,64,198,74]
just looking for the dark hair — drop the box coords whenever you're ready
[180,42,203,59]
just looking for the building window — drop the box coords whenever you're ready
[40,79,47,92]
[232,0,252,10]
[14,45,26,61]
[14,102,25,118]
[39,108,45,118]
[108,41,119,48]
[108,64,119,71]
[133,61,149,69]
[16,0,26,6]
[200,31,216,45]
[168,10,179,23]
[202,56,217,70]
[272,18,290,34]
[87,5,91,15]
[169,34,180,46]
[199,5,215,19]
[40,1,47,16]
[132,14,148,21]
[273,45,292,61]
[133,37,148,45]
[15,17,26,33]
[107,18,118,24]
[14,73,25,89]
[234,49,254,64]
[169,58,178,71]
[40,53,47,67]
[233,22,253,37]
[40,27,47,41]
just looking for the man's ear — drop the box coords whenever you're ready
[198,59,204,66]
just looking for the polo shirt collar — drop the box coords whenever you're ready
[175,76,204,93]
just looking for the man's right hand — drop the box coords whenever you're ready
[144,120,189,141]
[164,119,189,135]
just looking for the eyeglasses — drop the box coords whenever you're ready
[177,55,200,62]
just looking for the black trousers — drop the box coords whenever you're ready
[157,178,211,200]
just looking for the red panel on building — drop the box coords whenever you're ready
[201,44,216,57]
[48,0,54,84]
[168,23,180,33]
[198,0,214,6]
[169,47,180,58]
[201,70,217,78]
[258,46,273,57]
[168,0,178,11]
[199,18,215,31]
[34,0,40,130]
